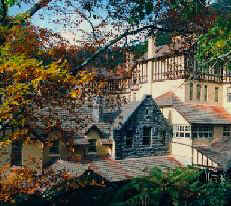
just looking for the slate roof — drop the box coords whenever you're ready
[155,92,231,124]
[32,95,157,143]
[50,155,182,182]
[113,95,154,129]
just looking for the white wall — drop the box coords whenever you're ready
[161,107,189,125]
[152,79,186,102]
[171,138,218,167]
[222,84,231,113]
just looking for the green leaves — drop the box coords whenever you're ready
[111,166,231,206]
[196,14,231,70]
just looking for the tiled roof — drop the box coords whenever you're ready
[155,92,231,124]
[50,155,182,182]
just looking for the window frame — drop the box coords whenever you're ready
[189,82,193,100]
[227,87,231,103]
[215,87,219,102]
[88,139,97,153]
[142,126,152,146]
[192,126,213,139]
[196,84,201,100]
[173,124,191,138]
[223,126,231,137]
[204,85,208,101]
[49,140,60,154]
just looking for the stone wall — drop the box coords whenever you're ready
[114,96,171,160]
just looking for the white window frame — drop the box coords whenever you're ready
[142,126,153,146]
[223,126,231,137]
[173,124,191,138]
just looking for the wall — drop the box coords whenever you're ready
[222,84,231,113]
[22,141,43,173]
[114,95,171,160]
[0,142,11,168]
[185,80,223,105]
[171,138,218,167]
[161,107,189,125]
[86,128,113,158]
[152,79,186,102]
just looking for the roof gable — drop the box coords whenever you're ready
[113,95,162,129]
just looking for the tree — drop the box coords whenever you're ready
[110,166,231,206]
[0,0,223,202]
[196,1,231,70]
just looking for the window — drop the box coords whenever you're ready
[204,85,208,101]
[227,88,231,103]
[189,83,193,100]
[126,130,133,148]
[196,84,201,100]
[88,139,97,152]
[215,87,219,102]
[143,127,152,145]
[49,140,59,154]
[173,125,191,138]
[11,140,22,166]
[223,126,231,137]
[192,126,213,138]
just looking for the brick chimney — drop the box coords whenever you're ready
[92,96,103,122]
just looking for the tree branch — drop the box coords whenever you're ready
[25,0,51,19]
[70,24,159,75]
[70,23,195,75]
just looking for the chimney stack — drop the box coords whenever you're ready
[92,96,103,122]
[148,35,156,59]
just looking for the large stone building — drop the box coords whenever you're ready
[118,35,231,170]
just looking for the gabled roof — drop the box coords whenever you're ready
[113,94,161,129]
[155,92,231,125]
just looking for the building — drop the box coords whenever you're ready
[0,95,173,173]
[119,35,231,170]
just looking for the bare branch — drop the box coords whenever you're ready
[25,0,51,19]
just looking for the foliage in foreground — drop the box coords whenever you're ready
[110,166,231,206]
